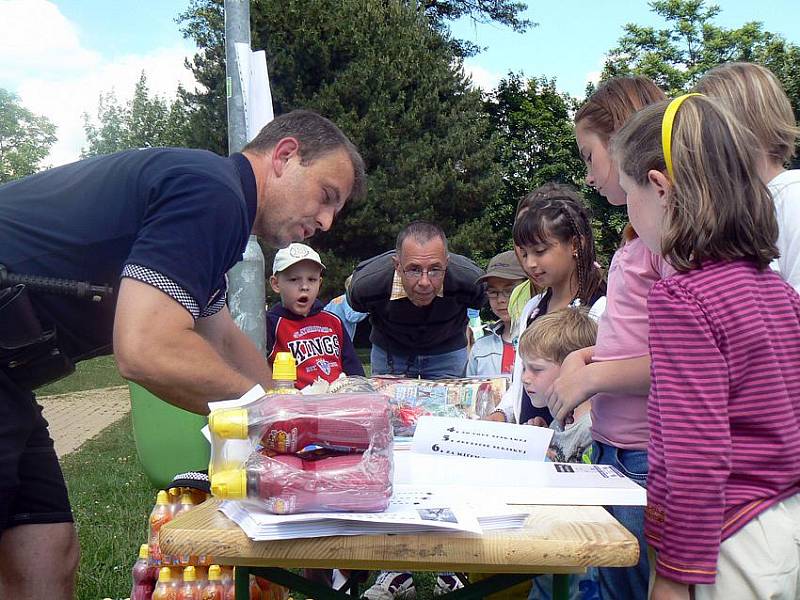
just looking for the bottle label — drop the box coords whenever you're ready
[265,427,298,453]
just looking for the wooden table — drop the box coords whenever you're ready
[161,499,638,600]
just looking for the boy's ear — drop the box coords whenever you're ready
[269,274,281,295]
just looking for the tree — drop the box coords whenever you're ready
[484,75,627,264]
[0,88,56,183]
[419,0,534,57]
[603,1,800,110]
[180,0,505,299]
[82,72,190,157]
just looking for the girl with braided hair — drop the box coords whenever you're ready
[489,182,606,427]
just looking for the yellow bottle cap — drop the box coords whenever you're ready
[273,351,297,381]
[208,408,248,439]
[208,564,222,581]
[183,565,196,582]
[138,543,149,560]
[210,469,247,499]
[158,566,173,582]
[156,490,170,505]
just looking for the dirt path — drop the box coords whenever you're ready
[38,385,131,458]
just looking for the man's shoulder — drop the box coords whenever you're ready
[350,251,396,296]
[445,252,484,291]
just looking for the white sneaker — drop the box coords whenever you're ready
[433,573,467,596]
[361,571,416,600]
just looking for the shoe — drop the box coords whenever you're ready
[361,571,416,600]
[433,572,467,596]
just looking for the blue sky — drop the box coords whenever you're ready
[2,1,798,166]
[451,0,800,97]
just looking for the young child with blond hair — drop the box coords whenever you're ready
[696,61,800,292]
[517,307,597,462]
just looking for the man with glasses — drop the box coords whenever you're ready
[348,221,484,379]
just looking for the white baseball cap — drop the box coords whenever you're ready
[272,243,326,275]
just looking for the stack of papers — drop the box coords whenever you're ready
[212,415,645,541]
[220,486,529,541]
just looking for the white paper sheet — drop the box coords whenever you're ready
[411,416,552,461]
[394,453,646,506]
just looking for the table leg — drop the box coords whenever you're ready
[235,566,250,600]
[552,574,569,600]
[428,573,533,599]
[247,567,355,600]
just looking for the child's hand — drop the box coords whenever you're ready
[544,367,591,424]
[485,411,507,422]
[650,575,690,600]
[524,417,549,427]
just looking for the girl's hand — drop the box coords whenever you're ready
[650,575,691,600]
[544,365,592,424]
[485,411,507,422]
[524,417,549,427]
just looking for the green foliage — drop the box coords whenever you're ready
[419,0,533,57]
[602,0,800,165]
[180,0,504,298]
[82,72,190,157]
[483,74,625,265]
[0,88,56,183]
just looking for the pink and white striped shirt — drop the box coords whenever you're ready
[645,259,800,585]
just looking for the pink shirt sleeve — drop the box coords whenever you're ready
[647,280,730,584]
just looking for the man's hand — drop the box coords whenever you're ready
[650,575,691,600]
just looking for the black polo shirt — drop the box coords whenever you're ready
[0,148,257,361]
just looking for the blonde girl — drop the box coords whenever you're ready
[613,94,800,600]
[696,62,800,291]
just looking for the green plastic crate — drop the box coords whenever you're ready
[129,382,210,489]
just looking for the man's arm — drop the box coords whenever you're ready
[113,278,268,414]
[195,305,273,385]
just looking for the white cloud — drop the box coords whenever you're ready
[0,0,198,167]
[462,61,502,92]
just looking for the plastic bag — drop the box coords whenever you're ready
[208,393,393,514]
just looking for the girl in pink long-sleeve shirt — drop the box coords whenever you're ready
[613,94,800,600]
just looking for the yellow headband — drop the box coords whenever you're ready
[661,93,702,181]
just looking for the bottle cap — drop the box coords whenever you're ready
[138,543,149,560]
[208,408,248,439]
[156,490,170,505]
[272,351,297,381]
[210,470,247,499]
[158,566,173,582]
[208,564,222,581]
[183,565,196,582]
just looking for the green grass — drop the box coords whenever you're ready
[61,414,156,600]
[39,355,126,396]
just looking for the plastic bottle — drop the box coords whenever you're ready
[249,574,262,600]
[149,490,172,566]
[130,543,156,600]
[200,564,225,600]
[269,352,301,393]
[177,565,201,600]
[172,493,197,565]
[153,566,179,600]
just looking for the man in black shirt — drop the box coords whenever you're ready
[0,110,365,599]
[348,221,484,379]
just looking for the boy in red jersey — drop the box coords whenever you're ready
[267,243,364,388]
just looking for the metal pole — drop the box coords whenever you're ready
[224,0,267,354]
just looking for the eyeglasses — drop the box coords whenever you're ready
[486,289,514,299]
[403,267,446,280]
